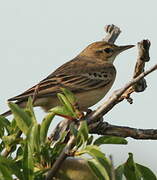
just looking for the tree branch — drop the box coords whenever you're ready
[133,40,150,83]
[120,39,151,103]
[90,121,157,140]
[46,135,75,180]
[87,64,157,122]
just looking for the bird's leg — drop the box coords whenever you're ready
[71,102,84,120]
[84,108,93,115]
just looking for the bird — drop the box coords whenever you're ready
[1,41,134,117]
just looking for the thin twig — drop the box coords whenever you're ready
[121,40,151,103]
[103,24,121,43]
[132,40,150,92]
[45,135,75,180]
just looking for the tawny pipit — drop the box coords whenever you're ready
[2,41,134,116]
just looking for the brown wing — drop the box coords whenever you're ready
[8,56,116,102]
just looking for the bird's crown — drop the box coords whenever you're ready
[80,41,134,63]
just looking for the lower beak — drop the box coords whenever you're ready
[117,45,135,53]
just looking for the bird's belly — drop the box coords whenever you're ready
[35,82,113,112]
[34,96,60,112]
[75,83,113,110]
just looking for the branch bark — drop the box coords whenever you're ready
[46,135,75,180]
[90,121,157,140]
[120,39,151,103]
[103,24,121,43]
[133,39,150,92]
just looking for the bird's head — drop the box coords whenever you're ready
[80,41,134,63]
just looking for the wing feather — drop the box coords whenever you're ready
[8,56,116,101]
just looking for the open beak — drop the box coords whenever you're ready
[117,44,135,54]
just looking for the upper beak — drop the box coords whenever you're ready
[117,44,135,53]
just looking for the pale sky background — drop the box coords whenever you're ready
[0,0,157,174]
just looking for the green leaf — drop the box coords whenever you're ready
[0,164,13,180]
[57,93,76,117]
[2,134,19,149]
[51,131,68,157]
[15,146,24,161]
[25,97,36,124]
[23,143,34,180]
[0,116,11,134]
[0,142,5,153]
[124,153,142,180]
[80,145,111,177]
[0,124,4,138]
[0,155,24,180]
[87,135,94,145]
[87,159,109,180]
[61,88,77,105]
[136,163,157,180]
[94,136,128,146]
[10,119,19,134]
[0,116,10,126]
[70,123,78,137]
[27,124,41,153]
[78,121,89,141]
[40,112,55,144]
[81,145,103,156]
[61,88,82,118]
[34,169,47,180]
[9,102,32,135]
[87,160,103,180]
[115,165,124,180]
[50,105,75,118]
[76,121,89,148]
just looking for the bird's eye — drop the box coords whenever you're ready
[103,48,113,53]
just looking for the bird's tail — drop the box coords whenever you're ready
[1,100,26,117]
[0,110,12,117]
